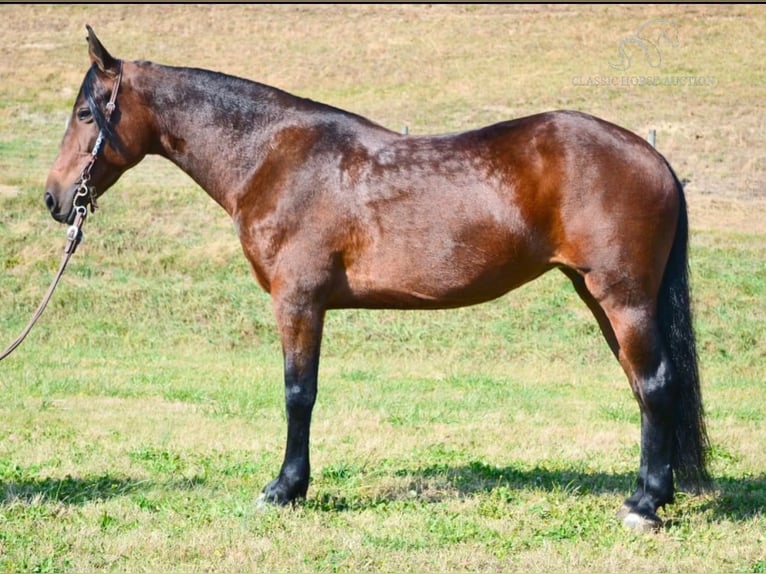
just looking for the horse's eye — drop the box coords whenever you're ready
[76,108,92,122]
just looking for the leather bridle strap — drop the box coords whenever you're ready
[77,61,123,213]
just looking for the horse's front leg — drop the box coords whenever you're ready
[259,294,325,506]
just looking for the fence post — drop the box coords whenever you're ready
[647,129,657,148]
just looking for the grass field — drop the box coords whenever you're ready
[1,5,765,573]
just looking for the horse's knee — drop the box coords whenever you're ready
[281,342,320,415]
[284,379,317,413]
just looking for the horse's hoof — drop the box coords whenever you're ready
[254,492,290,512]
[621,511,662,532]
[254,485,301,511]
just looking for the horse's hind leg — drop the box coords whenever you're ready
[565,269,675,531]
[610,304,675,531]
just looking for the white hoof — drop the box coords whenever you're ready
[622,511,662,532]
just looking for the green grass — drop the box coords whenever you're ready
[1,5,765,573]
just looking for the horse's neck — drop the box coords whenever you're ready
[142,64,298,214]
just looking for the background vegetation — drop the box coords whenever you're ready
[0,5,764,572]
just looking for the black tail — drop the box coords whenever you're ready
[657,168,711,491]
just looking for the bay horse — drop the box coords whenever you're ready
[44,27,709,531]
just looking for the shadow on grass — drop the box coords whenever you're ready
[1,473,207,506]
[414,461,634,496]
[309,461,636,513]
[701,474,766,521]
[310,460,766,523]
[5,464,762,523]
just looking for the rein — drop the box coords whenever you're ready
[0,62,122,362]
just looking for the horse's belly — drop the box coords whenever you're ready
[336,230,549,309]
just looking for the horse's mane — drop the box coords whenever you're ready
[139,61,389,133]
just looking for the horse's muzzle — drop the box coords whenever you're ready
[44,188,76,224]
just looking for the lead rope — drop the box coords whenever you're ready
[0,208,86,361]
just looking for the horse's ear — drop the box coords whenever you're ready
[86,24,119,76]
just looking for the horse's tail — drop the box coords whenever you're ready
[657,165,711,491]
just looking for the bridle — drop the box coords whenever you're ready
[74,61,123,216]
[0,61,123,362]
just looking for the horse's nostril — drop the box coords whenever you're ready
[44,191,56,212]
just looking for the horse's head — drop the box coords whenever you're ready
[44,26,146,223]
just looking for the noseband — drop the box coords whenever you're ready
[74,60,123,216]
